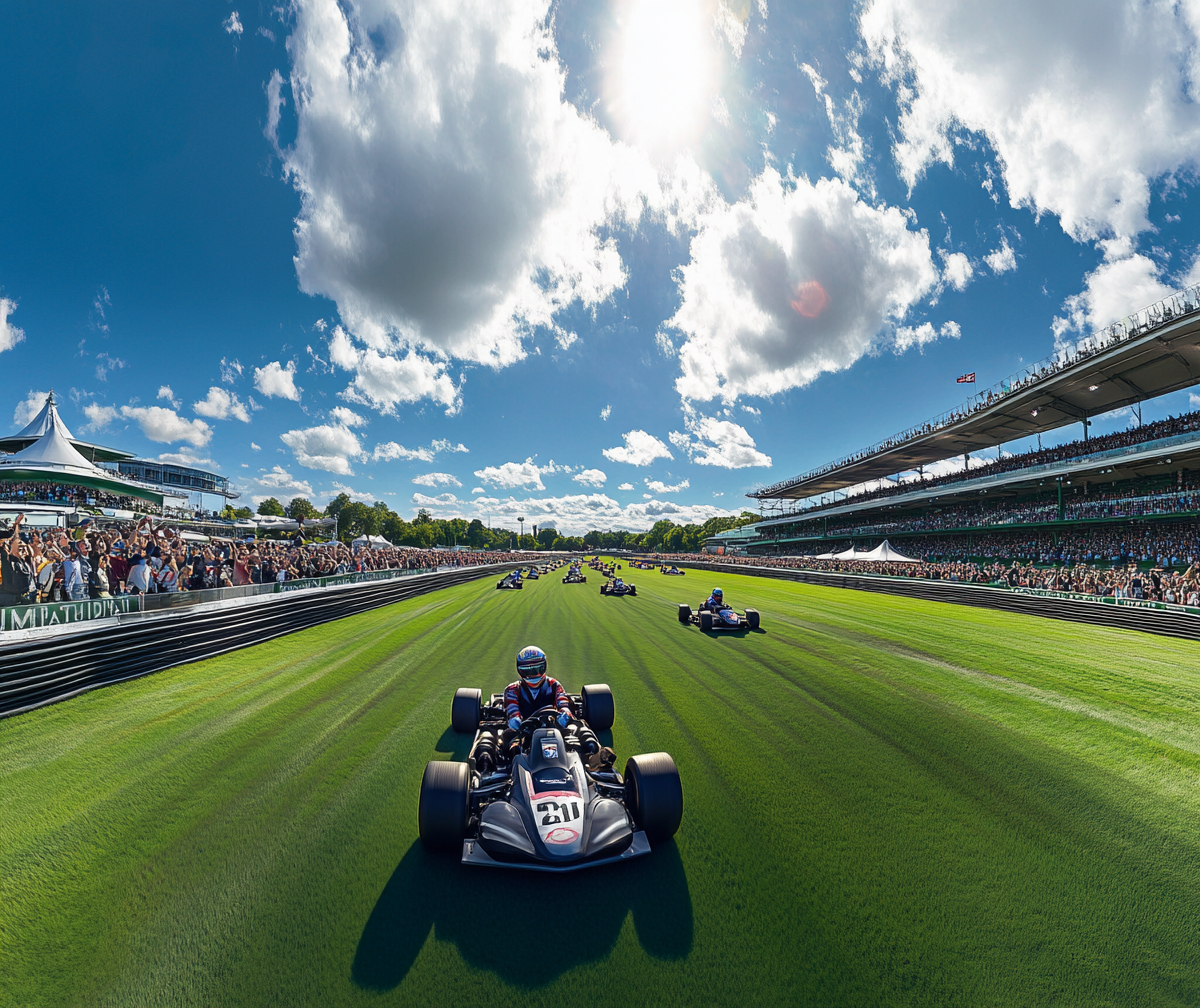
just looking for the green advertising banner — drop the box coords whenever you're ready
[1,595,141,632]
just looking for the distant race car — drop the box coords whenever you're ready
[563,567,588,584]
[660,566,685,575]
[526,568,539,579]
[600,578,637,596]
[496,572,524,590]
[678,599,760,631]
[419,685,683,871]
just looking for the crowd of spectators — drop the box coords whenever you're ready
[0,512,538,607]
[0,482,144,511]
[775,409,1200,517]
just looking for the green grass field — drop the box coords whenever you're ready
[7,561,1200,1007]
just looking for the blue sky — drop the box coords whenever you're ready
[2,1,1199,532]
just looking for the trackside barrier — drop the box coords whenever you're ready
[662,560,1200,643]
[0,564,520,719]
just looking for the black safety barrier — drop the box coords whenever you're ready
[0,564,519,719]
[664,560,1200,643]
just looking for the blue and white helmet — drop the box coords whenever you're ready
[516,645,547,682]
[711,587,723,598]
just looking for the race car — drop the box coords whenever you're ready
[563,567,587,584]
[678,599,760,630]
[660,565,685,575]
[600,577,637,596]
[496,571,524,590]
[419,686,683,871]
[526,568,539,579]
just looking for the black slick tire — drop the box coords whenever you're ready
[677,603,691,624]
[451,687,482,733]
[418,760,470,851]
[625,752,683,842]
[699,611,713,632]
[745,608,760,629]
[581,683,614,731]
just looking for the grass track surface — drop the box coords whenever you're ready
[6,562,1200,1006]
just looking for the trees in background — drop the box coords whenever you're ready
[256,497,286,517]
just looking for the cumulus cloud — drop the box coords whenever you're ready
[372,437,469,463]
[277,0,673,411]
[223,11,243,36]
[599,404,612,421]
[412,472,462,487]
[192,387,252,422]
[573,469,607,488]
[645,478,690,493]
[602,430,674,466]
[473,458,562,491]
[120,406,213,447]
[617,482,634,491]
[329,406,367,427]
[280,422,364,475]
[328,327,461,415]
[669,411,772,468]
[82,403,120,432]
[1052,241,1175,345]
[12,390,48,428]
[668,169,939,402]
[157,385,181,409]
[940,251,973,291]
[0,298,24,354]
[860,0,1200,241]
[158,449,217,468]
[254,465,315,497]
[409,490,736,536]
[983,238,1017,274]
[894,319,961,352]
[253,360,301,400]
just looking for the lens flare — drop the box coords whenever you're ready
[790,281,829,319]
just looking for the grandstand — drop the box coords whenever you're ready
[716,284,1200,568]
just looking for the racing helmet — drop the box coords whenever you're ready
[516,645,548,684]
[711,587,723,598]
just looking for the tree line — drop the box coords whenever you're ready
[230,494,759,553]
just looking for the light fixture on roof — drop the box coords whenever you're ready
[1088,384,1099,391]
[1031,409,1038,416]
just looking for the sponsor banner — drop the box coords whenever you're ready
[1,594,141,632]
[964,585,1200,615]
[273,567,439,594]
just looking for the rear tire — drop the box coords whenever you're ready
[625,752,683,842]
[677,603,691,624]
[745,608,760,629]
[451,688,482,733]
[629,585,637,596]
[699,611,713,632]
[581,683,615,731]
[419,761,470,851]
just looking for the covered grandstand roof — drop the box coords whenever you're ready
[755,284,1200,499]
[0,391,135,462]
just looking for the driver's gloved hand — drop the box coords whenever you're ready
[557,711,571,729]
[508,717,522,732]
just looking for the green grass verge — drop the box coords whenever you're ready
[6,561,1200,1006]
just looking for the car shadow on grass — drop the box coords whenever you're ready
[433,727,474,760]
[352,837,693,990]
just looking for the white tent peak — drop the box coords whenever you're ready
[11,390,78,444]
[8,414,101,472]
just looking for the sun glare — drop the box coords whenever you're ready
[613,0,715,155]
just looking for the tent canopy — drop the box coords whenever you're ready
[352,534,393,549]
[0,391,135,462]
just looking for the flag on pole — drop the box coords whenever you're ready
[956,372,975,383]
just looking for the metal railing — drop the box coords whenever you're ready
[754,282,1200,499]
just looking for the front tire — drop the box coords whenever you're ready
[581,683,614,731]
[419,761,470,851]
[745,608,760,629]
[677,603,691,624]
[451,688,482,733]
[699,611,713,632]
[625,752,683,842]
[629,585,637,596]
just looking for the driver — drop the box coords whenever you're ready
[704,586,730,611]
[505,646,571,732]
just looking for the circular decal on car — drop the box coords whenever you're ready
[544,827,579,844]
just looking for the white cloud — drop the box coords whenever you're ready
[328,328,461,415]
[670,411,772,468]
[0,298,24,354]
[617,482,634,491]
[372,437,468,463]
[983,238,1017,274]
[277,1,672,411]
[82,403,120,432]
[254,465,316,498]
[473,458,561,491]
[432,438,469,454]
[573,469,607,488]
[669,169,939,402]
[409,489,737,535]
[329,481,377,503]
[645,478,690,493]
[120,406,213,447]
[472,486,485,493]
[894,319,961,352]
[223,11,243,36]
[12,390,48,428]
[158,450,217,468]
[329,406,367,427]
[801,63,873,198]
[741,405,760,415]
[220,358,244,384]
[253,360,301,401]
[250,442,262,451]
[412,472,462,487]
[941,251,973,291]
[599,404,612,421]
[192,386,252,422]
[1052,242,1174,345]
[156,385,181,409]
[280,422,364,475]
[602,429,674,466]
[860,0,1200,241]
